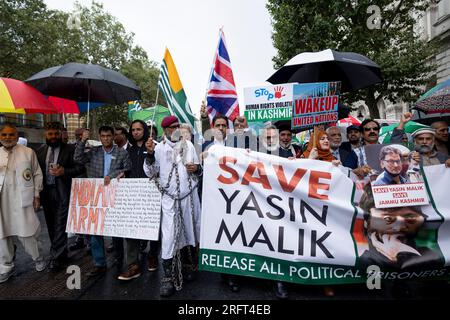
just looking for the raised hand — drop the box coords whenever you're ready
[145,137,155,154]
[308,147,318,160]
[200,101,208,118]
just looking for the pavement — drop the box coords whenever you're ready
[1,210,449,300]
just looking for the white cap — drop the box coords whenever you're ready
[411,128,435,139]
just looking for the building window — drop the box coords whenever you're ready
[17,114,25,127]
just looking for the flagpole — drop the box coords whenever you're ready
[154,85,160,106]
[149,62,163,141]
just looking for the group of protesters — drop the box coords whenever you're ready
[0,101,449,299]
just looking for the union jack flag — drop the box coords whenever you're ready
[206,30,240,124]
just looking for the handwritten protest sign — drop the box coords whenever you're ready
[244,83,295,122]
[292,82,341,130]
[66,178,161,240]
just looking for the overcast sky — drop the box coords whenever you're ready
[43,0,277,116]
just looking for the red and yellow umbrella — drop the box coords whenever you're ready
[0,77,56,114]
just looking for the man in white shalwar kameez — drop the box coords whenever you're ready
[143,116,201,297]
[0,124,46,283]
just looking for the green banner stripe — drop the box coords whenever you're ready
[199,249,450,285]
[349,183,360,262]
[244,107,292,122]
[199,248,365,285]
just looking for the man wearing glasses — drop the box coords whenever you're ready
[373,146,407,186]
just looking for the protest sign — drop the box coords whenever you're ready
[365,144,429,208]
[66,178,161,240]
[199,146,449,284]
[292,81,341,130]
[200,146,361,284]
[244,83,295,122]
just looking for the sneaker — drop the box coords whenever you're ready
[118,263,141,281]
[147,256,158,272]
[35,260,48,272]
[0,270,14,284]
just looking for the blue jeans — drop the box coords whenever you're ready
[90,235,106,267]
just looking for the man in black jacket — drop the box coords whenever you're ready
[36,122,85,270]
[118,120,161,281]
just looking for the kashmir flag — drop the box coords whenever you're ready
[158,48,196,128]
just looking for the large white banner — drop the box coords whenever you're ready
[200,147,450,284]
[200,146,359,284]
[66,178,161,240]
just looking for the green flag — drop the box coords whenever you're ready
[158,48,196,129]
[128,100,142,120]
[131,104,171,138]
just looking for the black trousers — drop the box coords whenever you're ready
[41,186,69,261]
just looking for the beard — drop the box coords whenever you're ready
[415,144,434,154]
[330,142,340,149]
[349,137,360,144]
[46,138,61,148]
[262,140,279,152]
[166,133,180,143]
[280,141,291,149]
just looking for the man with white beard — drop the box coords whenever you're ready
[410,128,450,167]
[143,115,202,297]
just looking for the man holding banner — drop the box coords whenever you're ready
[118,120,161,281]
[74,126,131,277]
[144,115,201,297]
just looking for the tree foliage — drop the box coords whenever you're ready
[267,0,439,118]
[0,0,161,130]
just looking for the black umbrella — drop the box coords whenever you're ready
[267,49,382,92]
[26,62,141,126]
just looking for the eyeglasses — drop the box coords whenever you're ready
[168,124,180,129]
[363,126,380,132]
[383,160,401,165]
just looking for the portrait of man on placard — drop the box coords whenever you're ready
[357,186,444,270]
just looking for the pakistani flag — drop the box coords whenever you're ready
[131,104,171,138]
[128,100,142,120]
[158,48,196,129]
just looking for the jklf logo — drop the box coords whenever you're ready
[254,86,285,101]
